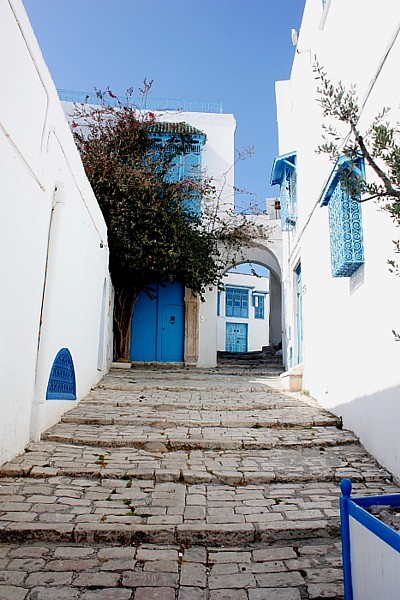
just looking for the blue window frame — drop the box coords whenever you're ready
[320,156,365,277]
[270,152,297,231]
[226,287,249,318]
[148,126,206,216]
[253,294,265,319]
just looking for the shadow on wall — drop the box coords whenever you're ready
[330,383,400,482]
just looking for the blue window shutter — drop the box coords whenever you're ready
[270,152,297,231]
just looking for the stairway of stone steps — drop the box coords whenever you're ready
[0,366,398,599]
[217,350,284,376]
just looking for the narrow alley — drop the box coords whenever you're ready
[0,360,397,599]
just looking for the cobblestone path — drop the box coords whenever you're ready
[0,364,398,599]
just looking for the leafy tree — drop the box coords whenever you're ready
[314,62,400,339]
[70,88,267,359]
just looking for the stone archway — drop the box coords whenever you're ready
[193,238,283,368]
[229,241,282,349]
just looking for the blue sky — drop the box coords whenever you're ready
[23,0,305,213]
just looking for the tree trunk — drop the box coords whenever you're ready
[113,286,138,361]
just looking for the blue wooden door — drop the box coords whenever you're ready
[226,323,248,353]
[131,282,184,362]
[160,304,185,361]
[296,264,304,364]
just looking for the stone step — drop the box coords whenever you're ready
[0,443,391,485]
[0,538,344,599]
[60,406,339,428]
[41,424,357,450]
[0,477,397,546]
[100,369,283,390]
[97,381,284,392]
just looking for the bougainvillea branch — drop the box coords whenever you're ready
[70,87,268,359]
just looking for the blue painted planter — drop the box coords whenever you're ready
[340,478,400,599]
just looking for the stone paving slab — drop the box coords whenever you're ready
[97,371,283,391]
[60,408,339,428]
[41,424,357,450]
[0,443,391,485]
[0,539,344,599]
[71,389,308,410]
[0,365,398,596]
[0,477,398,545]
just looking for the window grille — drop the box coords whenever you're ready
[320,157,365,277]
[46,348,77,400]
[225,287,249,318]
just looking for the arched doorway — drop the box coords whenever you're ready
[217,262,271,353]
[193,239,284,369]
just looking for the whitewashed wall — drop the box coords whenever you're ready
[217,272,270,352]
[275,0,400,477]
[0,0,113,465]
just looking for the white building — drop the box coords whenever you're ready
[217,270,270,353]
[273,0,400,477]
[62,95,282,368]
[0,0,113,466]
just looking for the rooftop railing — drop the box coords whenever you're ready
[58,89,223,114]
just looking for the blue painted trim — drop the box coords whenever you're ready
[270,151,296,186]
[353,494,400,508]
[225,284,255,290]
[340,479,354,600]
[348,499,400,554]
[340,479,400,600]
[320,155,365,206]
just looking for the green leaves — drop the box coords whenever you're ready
[70,91,267,358]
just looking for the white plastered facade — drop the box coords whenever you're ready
[275,0,400,477]
[0,0,113,465]
[217,271,270,353]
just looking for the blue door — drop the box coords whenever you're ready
[226,323,248,353]
[131,282,185,362]
[296,264,303,364]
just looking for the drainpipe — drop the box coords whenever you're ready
[29,182,65,441]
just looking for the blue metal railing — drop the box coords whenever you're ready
[340,478,400,600]
[58,89,223,114]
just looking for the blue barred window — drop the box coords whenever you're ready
[320,157,365,277]
[270,152,297,231]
